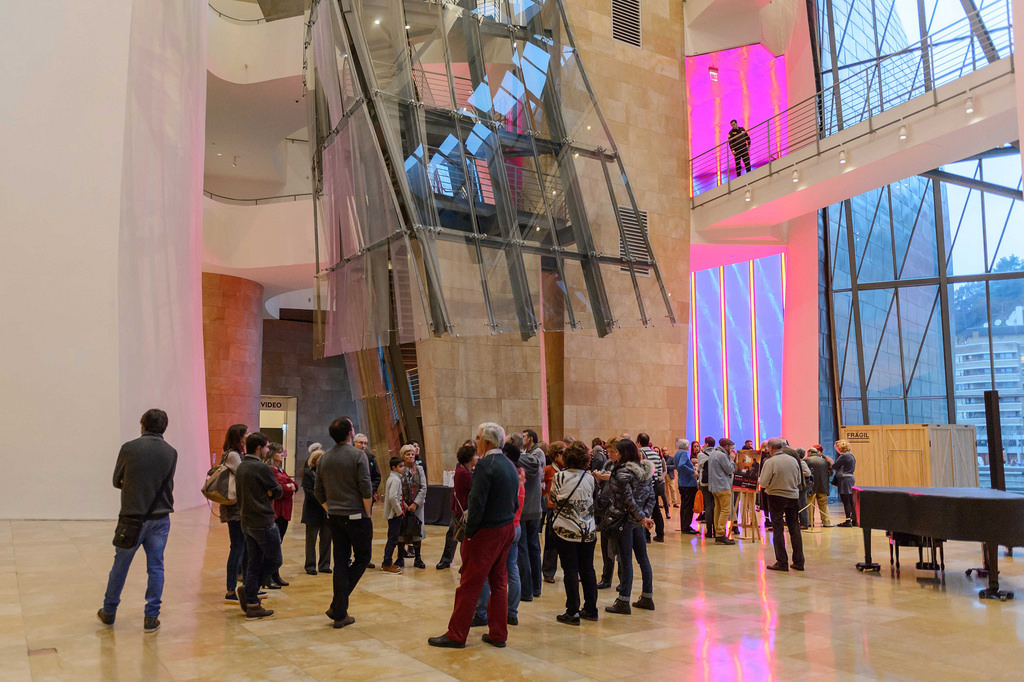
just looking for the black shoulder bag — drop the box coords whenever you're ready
[113,465,174,549]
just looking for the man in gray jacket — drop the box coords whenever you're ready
[518,429,544,600]
[759,438,805,572]
[316,416,373,628]
[97,409,177,634]
[707,439,736,544]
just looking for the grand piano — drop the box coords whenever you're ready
[854,486,1024,601]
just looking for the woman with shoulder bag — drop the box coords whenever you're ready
[604,440,657,615]
[550,441,599,625]
[220,424,247,604]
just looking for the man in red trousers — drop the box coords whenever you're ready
[428,422,519,649]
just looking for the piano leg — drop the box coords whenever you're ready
[978,542,1015,602]
[856,526,881,573]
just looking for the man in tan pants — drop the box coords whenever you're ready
[707,438,737,545]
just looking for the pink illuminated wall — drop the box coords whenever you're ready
[686,44,788,192]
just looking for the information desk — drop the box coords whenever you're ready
[853,486,1024,600]
[424,485,452,526]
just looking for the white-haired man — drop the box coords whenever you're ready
[759,438,805,572]
[429,422,519,649]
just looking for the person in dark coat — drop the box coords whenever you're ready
[301,445,332,574]
[97,409,177,634]
[833,439,858,526]
[603,440,657,615]
[728,119,752,175]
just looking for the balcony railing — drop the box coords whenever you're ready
[689,0,1014,198]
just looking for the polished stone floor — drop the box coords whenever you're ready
[3,499,1024,681]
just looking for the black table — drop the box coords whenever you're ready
[854,486,1024,601]
[424,485,452,526]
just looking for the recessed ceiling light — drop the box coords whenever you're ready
[374,18,381,25]
[217,153,222,157]
[405,24,410,29]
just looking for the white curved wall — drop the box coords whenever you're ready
[207,5,305,84]
[1,0,210,519]
[202,195,322,304]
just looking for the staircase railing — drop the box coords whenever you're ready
[689,0,1014,198]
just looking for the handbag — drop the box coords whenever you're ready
[401,512,423,539]
[452,495,468,543]
[113,464,174,549]
[201,461,236,505]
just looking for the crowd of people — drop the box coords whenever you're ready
[95,409,858,642]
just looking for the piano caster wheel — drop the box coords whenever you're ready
[979,588,1014,601]
[856,562,881,573]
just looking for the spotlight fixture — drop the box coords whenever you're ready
[405,24,410,29]
[709,67,719,82]
[839,150,847,165]
[573,152,579,158]
[792,169,799,183]
[216,152,222,157]
[744,189,751,202]
[374,18,381,25]
[898,125,908,141]
[965,96,974,114]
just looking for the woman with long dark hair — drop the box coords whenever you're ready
[603,439,656,615]
[220,424,247,604]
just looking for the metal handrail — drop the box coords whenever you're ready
[208,1,305,24]
[208,1,267,24]
[689,0,1014,198]
[203,190,313,205]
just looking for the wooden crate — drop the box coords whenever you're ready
[838,424,978,488]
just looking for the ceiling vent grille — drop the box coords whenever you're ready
[618,207,651,276]
[612,0,642,48]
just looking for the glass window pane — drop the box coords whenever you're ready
[406,0,454,110]
[897,286,946,398]
[859,289,902,398]
[353,0,414,99]
[855,188,894,283]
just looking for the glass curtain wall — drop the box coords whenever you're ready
[304,0,679,358]
[816,0,1022,490]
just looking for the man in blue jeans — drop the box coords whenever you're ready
[98,409,177,634]
[235,432,282,619]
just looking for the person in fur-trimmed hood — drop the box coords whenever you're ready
[600,439,656,615]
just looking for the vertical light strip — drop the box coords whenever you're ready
[719,266,729,437]
[781,253,787,309]
[691,272,700,438]
[749,261,761,447]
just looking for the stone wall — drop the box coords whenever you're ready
[261,319,359,477]
[203,273,264,466]
[552,0,691,449]
[417,334,544,482]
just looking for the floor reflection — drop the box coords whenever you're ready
[2,501,1022,680]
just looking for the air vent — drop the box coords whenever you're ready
[612,0,642,48]
[618,206,650,276]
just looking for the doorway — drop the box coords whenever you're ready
[260,395,298,477]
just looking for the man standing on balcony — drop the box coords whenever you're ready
[728,119,752,176]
